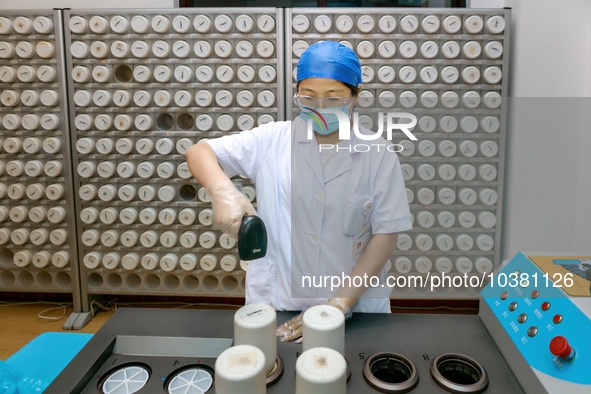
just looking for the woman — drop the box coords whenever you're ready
[186,41,412,341]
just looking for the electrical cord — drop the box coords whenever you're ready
[0,301,73,321]
[87,299,242,317]
[0,299,241,323]
[90,298,119,317]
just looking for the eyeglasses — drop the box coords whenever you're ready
[293,94,354,110]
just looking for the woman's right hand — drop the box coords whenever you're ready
[208,181,256,239]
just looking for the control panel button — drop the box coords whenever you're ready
[527,326,538,337]
[549,336,574,360]
[517,313,528,324]
[508,301,518,312]
[541,301,551,311]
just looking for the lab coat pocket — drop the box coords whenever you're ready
[342,194,370,237]
[245,259,277,306]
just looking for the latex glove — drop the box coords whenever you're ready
[276,298,352,343]
[208,181,256,239]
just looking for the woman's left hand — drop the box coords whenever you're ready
[276,313,305,343]
[276,298,352,343]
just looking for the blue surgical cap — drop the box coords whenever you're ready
[297,41,362,87]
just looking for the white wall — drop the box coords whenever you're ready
[586,5,591,97]
[467,0,505,8]
[0,0,177,9]
[470,0,591,257]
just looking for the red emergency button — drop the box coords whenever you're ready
[553,315,563,324]
[541,301,551,311]
[550,336,574,359]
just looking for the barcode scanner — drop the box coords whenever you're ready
[238,215,267,260]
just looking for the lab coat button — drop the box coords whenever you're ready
[315,190,324,200]
[311,234,319,242]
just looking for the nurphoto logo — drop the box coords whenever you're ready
[305,109,418,152]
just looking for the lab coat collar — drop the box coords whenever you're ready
[292,117,353,183]
[293,116,366,156]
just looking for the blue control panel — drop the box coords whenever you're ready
[481,252,591,385]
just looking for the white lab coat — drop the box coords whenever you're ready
[207,116,412,312]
